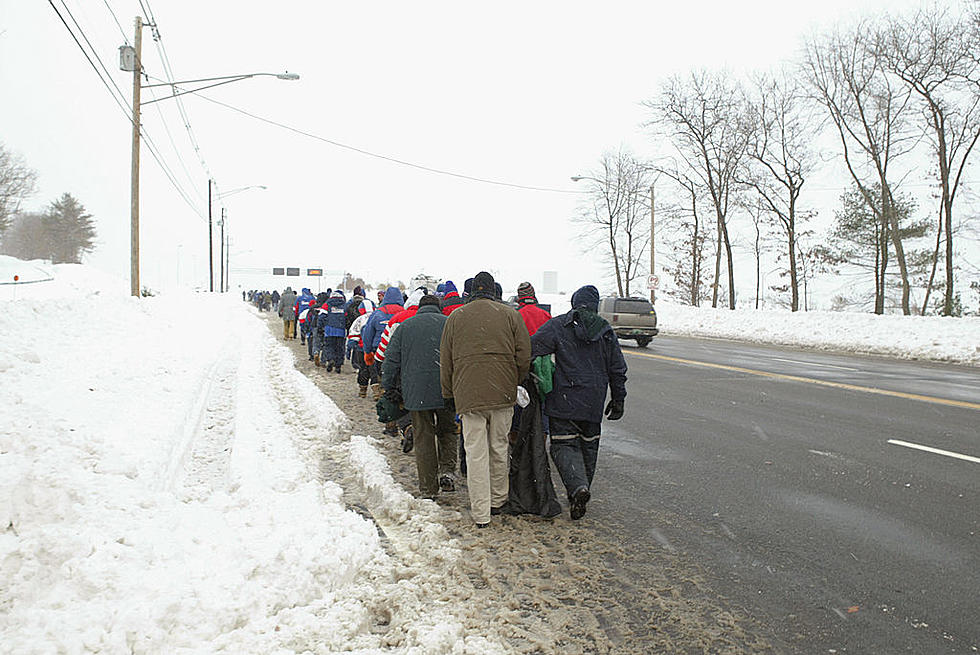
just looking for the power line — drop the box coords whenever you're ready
[186,91,585,195]
[46,0,204,219]
[101,0,128,45]
[140,0,216,200]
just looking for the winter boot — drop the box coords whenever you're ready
[384,421,398,437]
[570,486,591,520]
[326,361,334,372]
[400,425,414,453]
[439,474,455,492]
[313,352,320,366]
[371,384,383,401]
[334,364,342,374]
[358,385,368,398]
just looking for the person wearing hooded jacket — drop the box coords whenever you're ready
[296,288,316,344]
[321,290,348,372]
[362,287,404,399]
[375,287,426,364]
[530,284,627,521]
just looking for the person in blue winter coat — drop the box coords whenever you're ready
[362,287,404,394]
[296,288,315,344]
[530,284,627,521]
[322,289,348,372]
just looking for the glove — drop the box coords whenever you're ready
[363,352,375,366]
[604,398,624,421]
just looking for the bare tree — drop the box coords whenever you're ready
[647,71,750,309]
[573,149,653,296]
[804,23,918,314]
[740,71,819,311]
[658,165,712,306]
[0,143,38,236]
[878,6,980,316]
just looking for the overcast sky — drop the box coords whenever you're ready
[1,0,950,297]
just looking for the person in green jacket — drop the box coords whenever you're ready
[382,294,458,498]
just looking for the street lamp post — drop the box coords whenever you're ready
[119,22,297,297]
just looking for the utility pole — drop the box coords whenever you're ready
[219,207,226,293]
[208,179,214,292]
[649,183,656,304]
[129,16,142,297]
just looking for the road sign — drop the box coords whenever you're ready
[307,268,323,276]
[647,274,660,290]
[272,267,285,275]
[286,267,300,276]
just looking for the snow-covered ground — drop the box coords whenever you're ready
[2,259,978,652]
[0,258,508,653]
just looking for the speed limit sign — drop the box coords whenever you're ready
[646,274,660,290]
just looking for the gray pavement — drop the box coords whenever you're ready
[590,335,979,653]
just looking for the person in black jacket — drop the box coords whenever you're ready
[530,285,627,520]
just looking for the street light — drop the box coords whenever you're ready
[120,15,298,297]
[571,175,657,303]
[215,185,267,292]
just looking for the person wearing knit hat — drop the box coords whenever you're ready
[529,283,626,520]
[515,282,551,337]
[440,280,464,315]
[440,271,531,528]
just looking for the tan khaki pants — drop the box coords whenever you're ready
[461,407,512,524]
[283,319,296,339]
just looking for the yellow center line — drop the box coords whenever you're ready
[627,351,980,411]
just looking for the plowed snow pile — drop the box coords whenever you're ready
[0,261,511,653]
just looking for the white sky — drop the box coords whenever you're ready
[0,0,956,297]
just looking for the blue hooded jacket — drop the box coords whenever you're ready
[362,287,404,352]
[323,290,347,337]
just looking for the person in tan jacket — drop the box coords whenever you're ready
[440,271,531,528]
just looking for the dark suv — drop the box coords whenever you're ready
[598,297,658,347]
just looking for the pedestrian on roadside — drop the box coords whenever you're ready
[322,289,347,372]
[279,287,298,340]
[346,298,377,397]
[510,281,553,441]
[362,287,404,400]
[440,271,530,528]
[440,280,464,315]
[382,294,458,497]
[296,287,315,345]
[530,284,627,520]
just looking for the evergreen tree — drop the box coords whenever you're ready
[43,193,96,264]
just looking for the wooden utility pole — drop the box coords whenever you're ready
[649,183,656,304]
[130,16,142,297]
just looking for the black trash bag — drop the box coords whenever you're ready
[376,393,407,424]
[502,381,562,518]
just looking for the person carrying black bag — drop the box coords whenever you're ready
[530,285,627,520]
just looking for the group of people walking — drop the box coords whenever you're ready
[251,273,628,527]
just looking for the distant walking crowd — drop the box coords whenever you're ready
[246,272,627,527]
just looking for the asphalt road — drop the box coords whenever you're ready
[590,335,979,653]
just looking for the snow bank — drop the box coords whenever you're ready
[0,264,393,652]
[657,302,980,365]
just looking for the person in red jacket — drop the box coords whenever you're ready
[440,280,464,315]
[515,282,551,336]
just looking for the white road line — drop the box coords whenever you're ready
[770,357,858,371]
[887,439,980,464]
